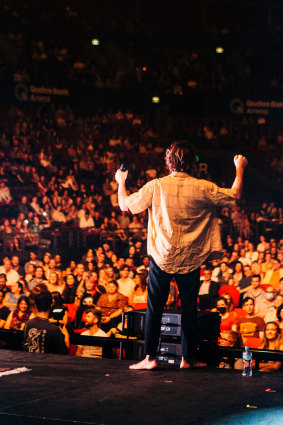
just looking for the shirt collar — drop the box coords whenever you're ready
[170,172,191,178]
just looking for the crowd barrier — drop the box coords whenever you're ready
[1,328,283,370]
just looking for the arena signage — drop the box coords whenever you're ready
[14,84,69,103]
[230,98,283,116]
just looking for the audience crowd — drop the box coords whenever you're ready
[1,0,283,96]
[0,228,283,368]
[0,0,282,370]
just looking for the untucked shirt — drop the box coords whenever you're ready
[125,173,237,274]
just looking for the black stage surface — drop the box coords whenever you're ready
[0,350,283,425]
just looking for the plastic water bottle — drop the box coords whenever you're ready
[242,346,252,377]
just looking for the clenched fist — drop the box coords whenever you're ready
[234,155,248,169]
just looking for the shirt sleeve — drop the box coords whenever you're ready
[125,180,154,214]
[205,181,237,207]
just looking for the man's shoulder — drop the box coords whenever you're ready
[26,317,61,332]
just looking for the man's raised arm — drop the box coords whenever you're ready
[115,169,129,212]
[231,155,248,199]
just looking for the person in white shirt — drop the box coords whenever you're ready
[76,308,107,358]
[0,257,19,289]
[264,294,283,323]
[257,235,267,253]
[51,205,66,223]
[238,248,251,266]
[117,265,135,298]
[79,211,95,229]
[0,181,12,204]
[198,268,219,309]
[246,243,259,263]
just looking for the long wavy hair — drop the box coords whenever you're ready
[259,321,283,350]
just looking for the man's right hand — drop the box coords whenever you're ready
[234,155,248,169]
[115,169,128,184]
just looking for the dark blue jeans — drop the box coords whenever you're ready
[145,257,201,360]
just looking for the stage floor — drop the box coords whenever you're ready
[0,350,282,425]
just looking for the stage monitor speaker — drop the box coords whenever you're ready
[127,310,220,342]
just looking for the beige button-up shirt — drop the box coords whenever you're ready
[125,172,237,274]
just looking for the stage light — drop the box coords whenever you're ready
[91,39,100,46]
[142,67,147,71]
[152,97,160,104]
[216,47,224,54]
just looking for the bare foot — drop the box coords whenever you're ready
[129,355,157,370]
[180,357,207,369]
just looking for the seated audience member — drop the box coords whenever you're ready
[24,251,42,274]
[238,249,251,267]
[218,330,239,368]
[237,265,253,294]
[4,295,30,330]
[215,297,237,332]
[82,249,96,266]
[75,277,98,328]
[0,257,19,288]
[127,245,142,267]
[246,243,259,263]
[258,322,283,372]
[75,308,108,358]
[232,297,265,346]
[28,266,47,291]
[0,289,10,328]
[198,267,219,310]
[264,294,283,323]
[0,273,10,296]
[117,265,135,298]
[232,262,244,286]
[74,263,86,284]
[79,209,95,229]
[136,255,150,273]
[62,274,78,304]
[243,275,267,316]
[3,281,24,311]
[11,256,24,277]
[251,261,261,276]
[222,292,237,316]
[262,259,283,289]
[23,290,69,354]
[217,262,233,286]
[49,292,68,326]
[105,266,116,282]
[261,253,272,275]
[47,271,64,294]
[98,268,109,289]
[128,216,142,237]
[129,272,148,306]
[96,281,127,332]
[24,264,35,284]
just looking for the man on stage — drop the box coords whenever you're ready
[115,142,248,369]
